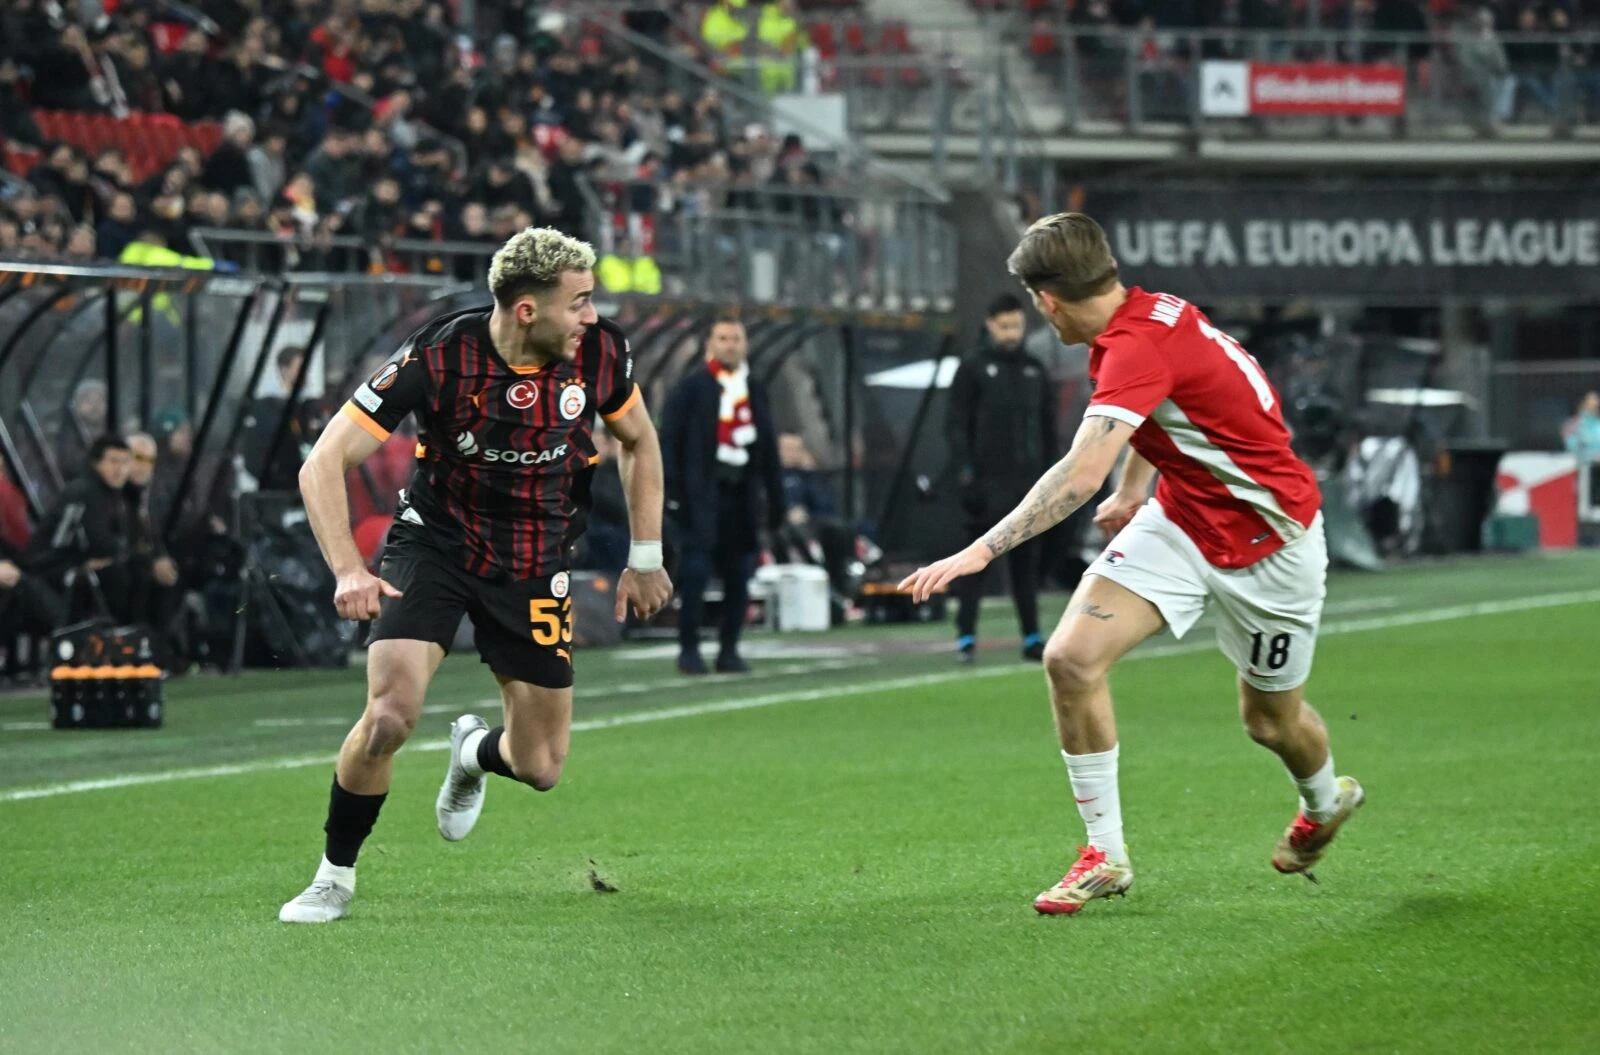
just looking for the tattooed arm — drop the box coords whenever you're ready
[977,415,1136,559]
[901,415,1135,602]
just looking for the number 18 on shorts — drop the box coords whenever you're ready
[1088,500,1327,692]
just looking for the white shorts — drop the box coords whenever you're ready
[1086,500,1328,692]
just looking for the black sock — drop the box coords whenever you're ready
[323,775,387,868]
[477,726,517,780]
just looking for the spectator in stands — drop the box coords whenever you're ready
[661,311,786,675]
[162,30,223,122]
[30,22,108,111]
[247,126,290,205]
[1457,7,1512,130]
[302,127,362,210]
[1558,9,1600,124]
[203,112,259,200]
[1504,6,1562,120]
[64,223,96,259]
[0,214,19,257]
[1368,0,1431,66]
[0,59,44,148]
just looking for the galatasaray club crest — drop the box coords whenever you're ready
[559,384,587,420]
[551,571,570,599]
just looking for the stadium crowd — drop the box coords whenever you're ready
[0,0,835,279]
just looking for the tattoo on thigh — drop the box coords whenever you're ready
[1070,603,1116,621]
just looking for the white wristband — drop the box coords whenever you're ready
[627,541,663,572]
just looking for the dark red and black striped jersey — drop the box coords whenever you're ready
[339,307,638,581]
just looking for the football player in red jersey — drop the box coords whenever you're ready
[279,228,673,923]
[902,213,1362,915]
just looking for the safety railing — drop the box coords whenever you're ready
[823,23,1600,139]
[185,229,499,285]
[586,180,956,308]
[186,183,957,310]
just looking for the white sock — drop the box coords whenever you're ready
[1294,755,1341,822]
[459,727,488,778]
[1063,744,1127,864]
[314,855,355,892]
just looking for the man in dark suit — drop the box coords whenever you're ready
[660,312,785,675]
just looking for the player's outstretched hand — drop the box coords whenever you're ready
[616,567,673,622]
[334,567,403,621]
[898,543,992,603]
[1094,491,1146,540]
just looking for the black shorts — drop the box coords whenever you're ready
[369,526,575,689]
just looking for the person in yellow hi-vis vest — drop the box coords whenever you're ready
[756,0,801,94]
[118,228,233,325]
[701,0,751,80]
[596,249,634,293]
[631,253,662,295]
[597,241,663,296]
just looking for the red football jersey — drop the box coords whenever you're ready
[1086,288,1320,569]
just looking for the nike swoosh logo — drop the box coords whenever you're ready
[1075,797,1097,804]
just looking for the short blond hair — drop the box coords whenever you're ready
[487,227,597,306]
[1006,212,1119,303]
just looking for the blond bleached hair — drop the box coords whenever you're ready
[487,227,597,306]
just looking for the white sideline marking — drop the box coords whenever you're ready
[2,722,50,732]
[3,588,1597,804]
[248,659,870,727]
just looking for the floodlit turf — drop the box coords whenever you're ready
[2,553,1598,1054]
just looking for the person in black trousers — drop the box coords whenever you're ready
[946,293,1059,663]
[660,312,785,675]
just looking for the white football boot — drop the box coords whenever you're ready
[279,859,355,923]
[436,714,489,841]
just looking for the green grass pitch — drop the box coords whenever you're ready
[2,552,1598,1053]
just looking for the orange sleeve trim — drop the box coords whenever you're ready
[341,401,392,442]
[415,443,428,458]
[600,383,641,423]
[586,454,601,466]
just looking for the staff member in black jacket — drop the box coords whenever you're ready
[660,312,785,675]
[945,294,1059,663]
[24,435,141,623]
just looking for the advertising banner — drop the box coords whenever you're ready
[1079,188,1600,300]
[1200,61,1407,117]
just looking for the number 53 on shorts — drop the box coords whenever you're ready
[530,598,573,649]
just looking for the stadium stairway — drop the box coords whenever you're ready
[858,0,1063,130]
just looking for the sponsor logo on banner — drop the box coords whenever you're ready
[1200,61,1250,118]
[1201,61,1406,117]
[507,380,539,410]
